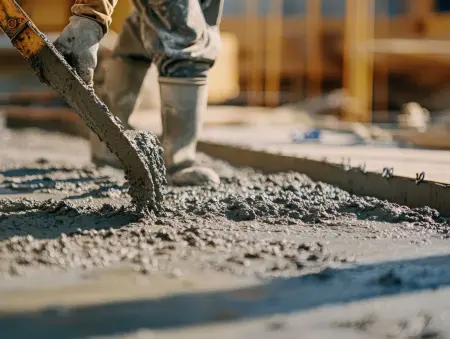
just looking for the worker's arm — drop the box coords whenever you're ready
[72,0,118,34]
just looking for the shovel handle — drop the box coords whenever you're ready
[0,0,45,59]
[0,0,30,38]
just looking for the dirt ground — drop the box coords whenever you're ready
[2,125,450,339]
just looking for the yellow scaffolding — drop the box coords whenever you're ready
[343,0,450,122]
[343,0,375,123]
[264,0,283,107]
[305,0,322,98]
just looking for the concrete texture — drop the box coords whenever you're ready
[1,126,450,338]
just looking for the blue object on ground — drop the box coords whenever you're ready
[292,129,321,143]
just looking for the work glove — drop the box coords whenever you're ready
[54,15,104,87]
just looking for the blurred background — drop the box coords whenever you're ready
[2,0,450,149]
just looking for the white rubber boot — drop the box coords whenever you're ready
[159,76,220,186]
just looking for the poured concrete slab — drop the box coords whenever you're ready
[1,126,450,339]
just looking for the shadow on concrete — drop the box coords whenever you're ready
[0,167,74,178]
[1,176,113,191]
[64,183,127,201]
[1,254,450,338]
[0,165,126,200]
[0,206,139,241]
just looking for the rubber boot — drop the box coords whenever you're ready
[91,57,150,168]
[159,76,220,186]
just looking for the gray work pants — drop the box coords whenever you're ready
[113,0,224,77]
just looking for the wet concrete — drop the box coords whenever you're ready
[2,128,450,338]
[28,31,166,213]
[0,128,449,279]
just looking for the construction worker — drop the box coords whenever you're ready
[54,0,223,186]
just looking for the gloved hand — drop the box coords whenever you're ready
[54,15,104,87]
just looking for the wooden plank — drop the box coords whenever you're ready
[197,125,450,184]
[2,106,78,122]
[366,38,450,55]
[0,90,60,104]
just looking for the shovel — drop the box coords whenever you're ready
[0,0,166,214]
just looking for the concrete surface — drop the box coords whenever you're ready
[1,124,450,339]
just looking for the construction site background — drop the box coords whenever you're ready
[1,1,450,145]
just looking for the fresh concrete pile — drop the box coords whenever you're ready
[1,150,447,278]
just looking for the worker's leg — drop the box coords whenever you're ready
[91,10,153,167]
[134,0,223,186]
